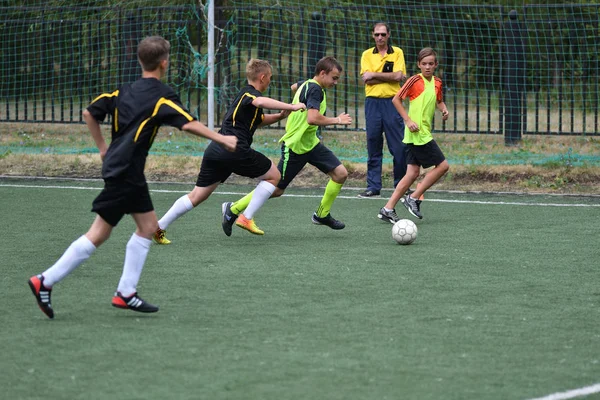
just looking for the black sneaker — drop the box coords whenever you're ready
[112,292,159,313]
[401,195,423,219]
[28,274,54,319]
[221,202,238,237]
[311,213,345,230]
[357,189,380,198]
[378,207,400,224]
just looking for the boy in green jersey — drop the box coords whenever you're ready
[378,47,449,222]
[222,56,352,235]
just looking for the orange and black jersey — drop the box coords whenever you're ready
[219,85,264,152]
[87,78,195,185]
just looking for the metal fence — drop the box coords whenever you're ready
[1,4,599,138]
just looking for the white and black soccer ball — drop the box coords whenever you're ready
[392,219,418,245]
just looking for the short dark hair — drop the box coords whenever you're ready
[315,56,343,75]
[417,47,438,63]
[137,36,170,71]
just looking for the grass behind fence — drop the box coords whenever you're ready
[1,178,599,400]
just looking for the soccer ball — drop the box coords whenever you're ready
[392,219,418,245]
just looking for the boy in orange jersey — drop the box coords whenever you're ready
[378,47,449,222]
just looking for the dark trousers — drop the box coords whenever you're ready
[365,97,407,191]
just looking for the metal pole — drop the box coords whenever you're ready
[207,0,215,130]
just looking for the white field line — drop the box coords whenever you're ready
[1,182,599,208]
[526,383,600,400]
[2,175,600,198]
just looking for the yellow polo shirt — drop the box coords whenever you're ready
[360,45,406,98]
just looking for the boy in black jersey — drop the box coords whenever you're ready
[27,36,237,319]
[153,59,306,241]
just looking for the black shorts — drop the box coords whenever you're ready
[277,142,341,189]
[91,180,154,226]
[405,140,446,168]
[196,147,272,187]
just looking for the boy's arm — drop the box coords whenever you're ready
[181,120,237,152]
[437,101,449,120]
[306,109,352,126]
[83,109,108,160]
[260,111,291,126]
[252,96,305,112]
[392,93,418,132]
[254,97,306,127]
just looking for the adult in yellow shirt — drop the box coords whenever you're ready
[359,22,407,198]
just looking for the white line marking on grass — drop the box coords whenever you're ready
[527,383,600,400]
[1,183,599,208]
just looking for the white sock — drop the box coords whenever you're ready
[243,181,275,219]
[42,235,96,287]
[158,194,193,230]
[384,207,394,212]
[116,234,152,297]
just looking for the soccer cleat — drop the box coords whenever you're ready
[401,195,423,219]
[235,214,264,235]
[378,207,400,224]
[221,202,238,237]
[111,292,159,313]
[28,275,54,319]
[357,189,380,198]
[311,213,346,230]
[153,228,171,245]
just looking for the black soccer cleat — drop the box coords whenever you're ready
[311,213,345,230]
[112,292,159,313]
[28,274,54,319]
[221,202,238,237]
[401,195,423,219]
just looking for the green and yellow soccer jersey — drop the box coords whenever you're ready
[397,73,443,145]
[280,79,326,154]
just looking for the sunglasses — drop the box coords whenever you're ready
[374,33,387,37]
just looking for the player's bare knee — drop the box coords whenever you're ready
[406,169,420,181]
[438,161,450,174]
[272,188,284,198]
[331,165,348,183]
[265,169,281,185]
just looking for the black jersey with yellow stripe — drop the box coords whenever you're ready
[218,84,264,152]
[87,77,195,185]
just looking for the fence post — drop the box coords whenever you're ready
[503,9,525,145]
[307,11,325,74]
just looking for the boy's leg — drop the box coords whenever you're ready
[236,162,280,235]
[411,160,449,198]
[113,211,159,313]
[316,179,344,218]
[384,165,420,210]
[312,164,347,230]
[242,163,280,219]
[157,195,193,231]
[230,192,253,215]
[29,215,111,319]
[155,183,218,244]
[235,182,275,236]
